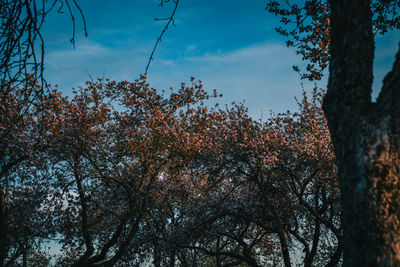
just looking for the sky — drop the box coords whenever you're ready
[42,0,400,119]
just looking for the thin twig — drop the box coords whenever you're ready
[72,0,88,37]
[64,0,76,48]
[145,0,179,74]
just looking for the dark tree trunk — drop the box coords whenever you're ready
[22,242,27,267]
[324,0,400,265]
[0,186,7,267]
[169,250,176,267]
[153,243,161,267]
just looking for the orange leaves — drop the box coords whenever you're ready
[48,76,227,180]
[19,74,342,265]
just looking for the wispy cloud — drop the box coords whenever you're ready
[45,40,149,92]
[45,38,325,118]
[148,42,325,118]
[47,42,110,68]
[185,43,293,64]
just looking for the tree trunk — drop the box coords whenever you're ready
[324,0,400,265]
[169,250,176,267]
[0,186,7,267]
[22,240,27,267]
[153,243,161,267]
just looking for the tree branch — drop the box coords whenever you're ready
[145,0,179,74]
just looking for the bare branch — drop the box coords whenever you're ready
[0,0,87,92]
[145,0,179,74]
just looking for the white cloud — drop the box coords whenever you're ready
[160,59,175,66]
[47,42,110,68]
[185,43,293,64]
[45,39,325,118]
[186,44,197,52]
[148,42,325,118]
[45,39,149,92]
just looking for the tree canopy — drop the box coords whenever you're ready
[266,0,400,80]
[1,0,400,266]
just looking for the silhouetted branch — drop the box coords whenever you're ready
[0,0,87,92]
[145,0,179,74]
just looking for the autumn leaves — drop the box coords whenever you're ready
[0,75,341,265]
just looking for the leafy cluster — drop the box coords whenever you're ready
[0,77,341,266]
[266,0,400,80]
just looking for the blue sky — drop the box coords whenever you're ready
[42,0,400,118]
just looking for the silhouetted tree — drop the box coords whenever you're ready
[268,0,400,265]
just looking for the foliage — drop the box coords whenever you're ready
[107,86,341,266]
[0,79,58,266]
[266,0,400,80]
[268,0,400,265]
[0,2,344,265]
[0,73,341,266]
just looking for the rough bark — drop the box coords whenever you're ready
[0,186,7,267]
[324,0,400,265]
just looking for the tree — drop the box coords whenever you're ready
[1,3,87,262]
[325,1,400,265]
[0,81,59,266]
[1,79,341,266]
[149,89,341,267]
[268,0,400,265]
[46,77,223,266]
[210,89,341,267]
[266,0,400,80]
